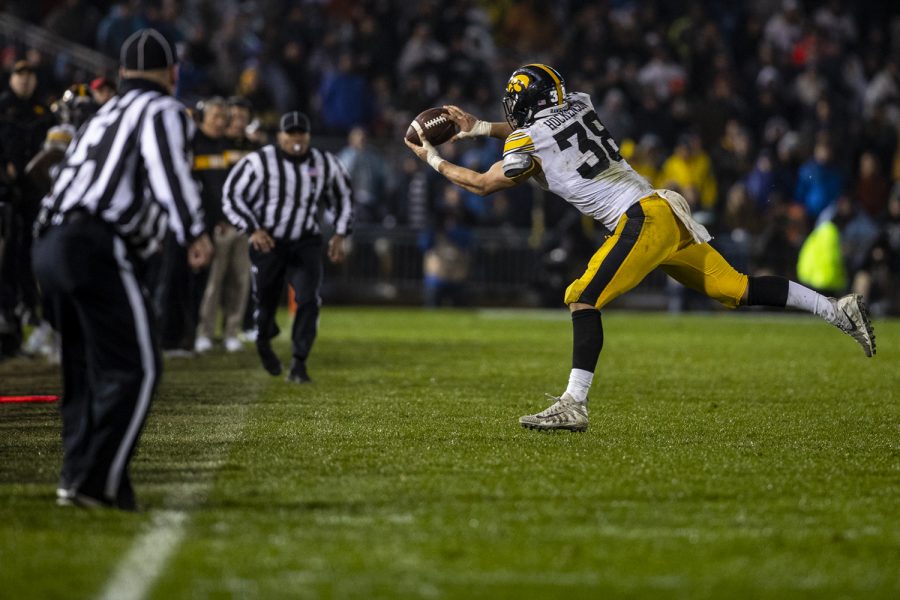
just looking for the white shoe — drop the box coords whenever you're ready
[831,294,876,357]
[194,336,213,353]
[23,322,53,355]
[519,393,589,432]
[240,329,258,343]
[224,337,243,353]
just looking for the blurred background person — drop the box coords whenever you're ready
[194,97,251,354]
[337,126,390,225]
[421,187,473,308]
[89,77,117,106]
[0,60,53,358]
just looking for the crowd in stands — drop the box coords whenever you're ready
[1,0,898,320]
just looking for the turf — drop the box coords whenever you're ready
[0,308,898,599]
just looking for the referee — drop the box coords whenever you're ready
[223,111,353,383]
[32,29,213,510]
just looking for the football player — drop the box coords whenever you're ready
[404,63,875,432]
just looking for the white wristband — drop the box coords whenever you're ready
[458,120,492,139]
[426,153,446,172]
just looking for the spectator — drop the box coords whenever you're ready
[763,0,805,56]
[96,1,144,58]
[797,211,848,294]
[89,77,117,106]
[623,134,664,187]
[596,88,634,141]
[0,61,53,183]
[713,121,755,208]
[421,186,472,308]
[43,0,101,48]
[754,195,808,279]
[396,22,447,80]
[853,189,900,315]
[636,41,687,103]
[658,133,718,212]
[795,139,845,221]
[337,127,390,225]
[318,53,375,134]
[192,97,250,354]
[0,60,53,358]
[854,151,891,218]
[223,97,262,341]
[745,149,792,212]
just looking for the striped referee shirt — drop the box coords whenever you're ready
[37,78,205,258]
[222,145,353,240]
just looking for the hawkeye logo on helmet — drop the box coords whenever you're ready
[507,74,531,94]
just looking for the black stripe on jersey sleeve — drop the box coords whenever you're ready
[259,147,271,230]
[327,153,354,236]
[271,150,288,238]
[150,106,197,244]
[222,158,261,231]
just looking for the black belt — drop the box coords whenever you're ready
[58,209,93,224]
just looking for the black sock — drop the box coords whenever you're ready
[747,276,789,307]
[571,309,603,372]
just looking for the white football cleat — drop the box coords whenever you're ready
[224,337,243,353]
[831,294,876,357]
[519,393,588,432]
[194,336,213,353]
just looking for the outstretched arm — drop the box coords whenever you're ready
[404,138,520,196]
[444,105,513,142]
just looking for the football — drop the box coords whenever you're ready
[405,107,459,147]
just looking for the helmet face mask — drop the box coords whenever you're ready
[58,83,98,128]
[502,64,566,129]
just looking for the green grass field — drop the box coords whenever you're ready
[1,308,898,599]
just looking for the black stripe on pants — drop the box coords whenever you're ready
[578,202,646,306]
[250,236,323,363]
[32,216,160,508]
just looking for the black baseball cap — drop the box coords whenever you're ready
[280,111,310,133]
[120,28,177,71]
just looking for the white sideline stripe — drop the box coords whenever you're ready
[107,238,156,499]
[98,510,188,600]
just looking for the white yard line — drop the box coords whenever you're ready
[97,510,188,600]
[96,385,255,600]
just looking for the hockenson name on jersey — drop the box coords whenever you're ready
[542,99,589,131]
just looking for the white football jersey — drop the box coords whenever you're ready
[502,92,653,231]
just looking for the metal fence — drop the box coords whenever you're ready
[0,13,117,78]
[322,225,684,309]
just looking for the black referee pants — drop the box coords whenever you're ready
[32,215,160,509]
[250,236,323,364]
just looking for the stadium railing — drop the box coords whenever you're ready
[0,13,116,78]
[323,225,674,308]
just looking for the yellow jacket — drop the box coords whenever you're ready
[658,152,718,209]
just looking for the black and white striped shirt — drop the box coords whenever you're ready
[37,78,205,258]
[222,145,353,240]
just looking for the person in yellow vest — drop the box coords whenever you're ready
[797,214,848,295]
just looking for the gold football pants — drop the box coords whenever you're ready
[564,195,749,309]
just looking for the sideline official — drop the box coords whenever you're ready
[32,29,213,510]
[223,111,353,383]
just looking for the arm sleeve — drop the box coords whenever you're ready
[222,153,263,232]
[502,129,538,181]
[141,102,205,245]
[325,152,354,236]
